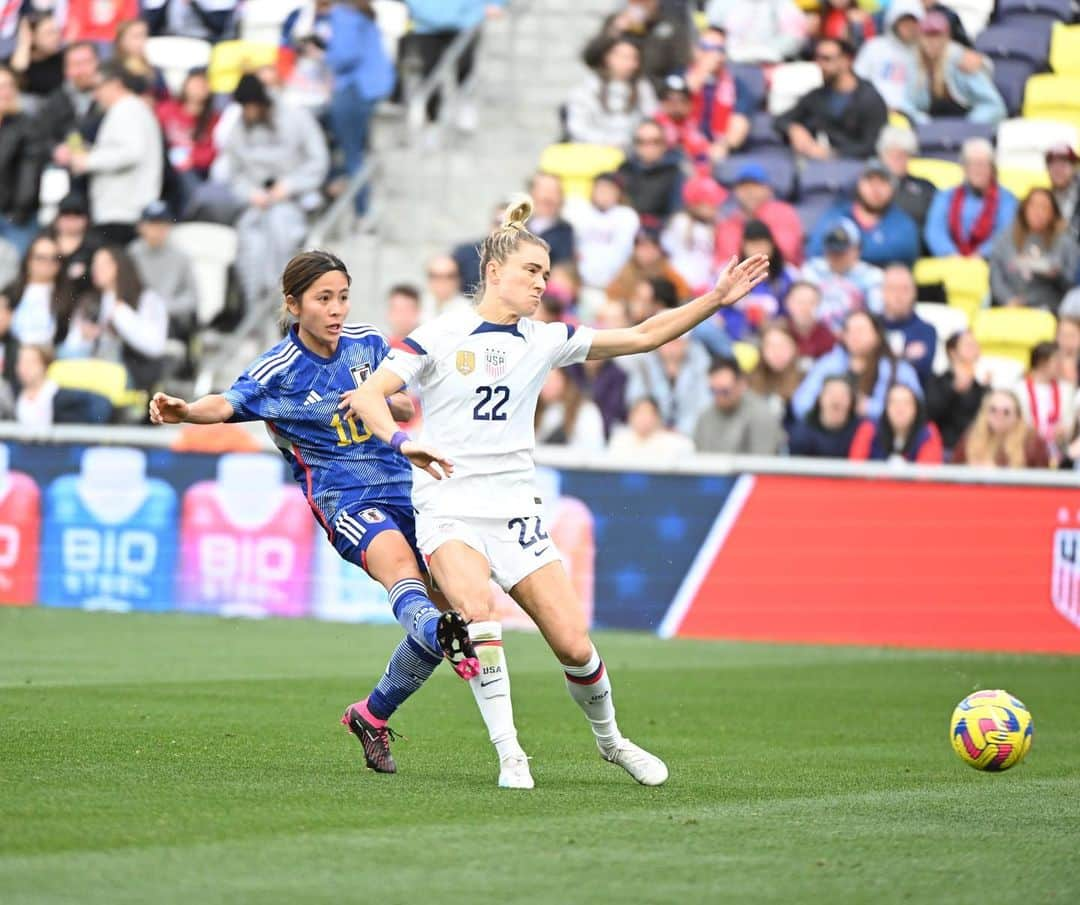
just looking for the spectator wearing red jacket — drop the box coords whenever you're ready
[716,163,804,266]
[782,281,836,361]
[684,26,752,163]
[156,70,220,211]
[849,382,943,462]
[64,0,138,43]
[654,74,710,161]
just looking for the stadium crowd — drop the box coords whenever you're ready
[3,0,1080,473]
[0,0,497,429]
[404,0,1080,470]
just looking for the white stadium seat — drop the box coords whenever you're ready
[947,0,995,44]
[915,303,970,375]
[768,62,823,117]
[145,36,213,97]
[976,354,1026,390]
[374,0,411,61]
[996,117,1079,173]
[240,0,298,46]
[170,222,239,328]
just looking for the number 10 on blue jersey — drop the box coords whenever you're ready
[330,413,372,446]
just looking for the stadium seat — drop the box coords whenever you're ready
[996,117,1078,172]
[798,158,864,200]
[1050,23,1080,76]
[145,37,212,97]
[373,0,411,61]
[975,18,1054,68]
[947,0,995,42]
[744,111,784,149]
[888,111,913,131]
[996,0,1071,20]
[913,256,990,321]
[972,307,1058,366]
[733,341,759,374]
[998,167,1051,199]
[731,64,767,113]
[715,148,797,200]
[993,58,1038,117]
[915,119,994,161]
[208,40,278,95]
[239,0,298,46]
[537,143,625,200]
[768,62,822,117]
[47,359,141,410]
[915,303,970,375]
[906,157,962,189]
[795,194,835,235]
[170,223,239,327]
[976,353,1026,388]
[1023,75,1080,135]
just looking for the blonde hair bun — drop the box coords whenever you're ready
[501,194,534,232]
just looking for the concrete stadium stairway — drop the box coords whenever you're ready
[330,0,615,328]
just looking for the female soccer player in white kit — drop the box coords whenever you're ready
[341,196,769,788]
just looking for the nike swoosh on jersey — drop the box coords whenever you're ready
[533,546,550,557]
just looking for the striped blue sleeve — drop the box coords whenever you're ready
[223,373,272,423]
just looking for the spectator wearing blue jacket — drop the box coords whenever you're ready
[327,1,395,215]
[925,137,1017,258]
[792,309,922,421]
[404,0,508,121]
[808,159,921,266]
[880,264,936,383]
[908,13,1006,126]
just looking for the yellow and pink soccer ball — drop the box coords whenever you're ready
[950,690,1033,771]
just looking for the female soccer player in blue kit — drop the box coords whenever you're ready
[149,250,478,775]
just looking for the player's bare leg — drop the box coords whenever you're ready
[365,531,479,679]
[511,562,668,787]
[430,541,532,789]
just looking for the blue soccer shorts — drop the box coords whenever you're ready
[330,501,426,574]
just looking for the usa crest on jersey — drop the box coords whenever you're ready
[485,347,507,380]
[1052,520,1080,629]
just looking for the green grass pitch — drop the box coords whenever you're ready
[1,608,1078,905]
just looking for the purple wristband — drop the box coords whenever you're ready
[390,431,409,453]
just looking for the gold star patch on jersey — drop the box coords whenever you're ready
[456,351,475,375]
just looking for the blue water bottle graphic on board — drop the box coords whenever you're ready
[41,447,178,611]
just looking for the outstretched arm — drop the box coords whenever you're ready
[339,368,453,480]
[149,392,234,425]
[586,255,769,360]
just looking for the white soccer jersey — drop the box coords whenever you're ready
[382,309,595,518]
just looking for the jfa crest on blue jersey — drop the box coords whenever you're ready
[222,325,412,533]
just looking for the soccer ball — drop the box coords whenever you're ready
[950,690,1033,772]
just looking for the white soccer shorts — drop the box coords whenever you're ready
[416,512,563,592]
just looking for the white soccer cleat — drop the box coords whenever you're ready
[497,754,535,789]
[600,739,669,786]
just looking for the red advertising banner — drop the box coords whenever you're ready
[670,475,1080,654]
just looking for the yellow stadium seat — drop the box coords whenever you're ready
[47,359,144,410]
[972,307,1058,366]
[913,256,990,321]
[538,143,625,200]
[888,110,912,130]
[1023,74,1080,134]
[1050,23,1080,76]
[998,167,1051,200]
[733,341,760,374]
[208,40,278,95]
[907,157,962,189]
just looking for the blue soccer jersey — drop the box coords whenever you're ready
[222,324,412,534]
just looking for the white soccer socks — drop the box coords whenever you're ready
[563,645,668,786]
[467,620,532,788]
